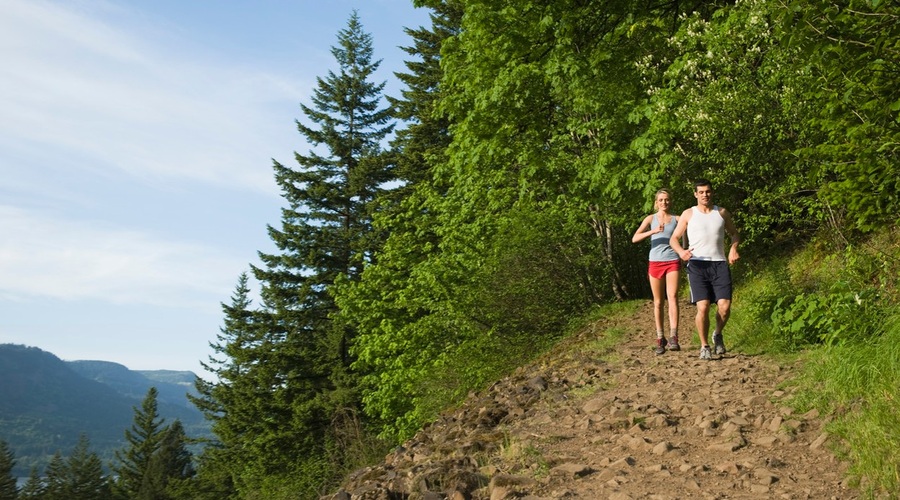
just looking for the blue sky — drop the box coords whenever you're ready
[0,0,431,376]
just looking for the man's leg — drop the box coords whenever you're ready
[715,298,731,332]
[695,300,711,346]
[713,298,731,354]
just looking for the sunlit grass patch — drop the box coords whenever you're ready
[791,311,900,497]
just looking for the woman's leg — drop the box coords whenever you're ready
[649,273,665,333]
[665,270,680,332]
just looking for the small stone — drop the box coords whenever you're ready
[743,395,768,406]
[652,441,672,455]
[784,419,803,431]
[610,456,636,468]
[550,463,592,478]
[729,415,750,426]
[754,468,779,485]
[752,436,778,447]
[750,484,770,493]
[716,461,741,475]
[810,433,829,450]
[768,416,783,432]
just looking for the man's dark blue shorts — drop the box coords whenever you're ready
[686,260,732,304]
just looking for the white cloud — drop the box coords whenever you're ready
[0,205,243,308]
[0,0,306,195]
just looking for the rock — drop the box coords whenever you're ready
[549,463,592,478]
[715,461,741,475]
[751,435,779,447]
[810,433,829,450]
[652,441,672,455]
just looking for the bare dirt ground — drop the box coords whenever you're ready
[330,301,861,499]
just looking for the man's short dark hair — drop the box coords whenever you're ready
[694,178,713,191]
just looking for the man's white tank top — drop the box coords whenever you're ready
[687,206,726,261]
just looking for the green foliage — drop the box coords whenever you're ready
[111,388,193,500]
[189,0,900,495]
[728,227,900,495]
[18,468,45,499]
[26,436,113,500]
[770,285,879,349]
[113,388,165,498]
[790,313,900,497]
[773,0,900,232]
[64,436,112,500]
[0,441,16,500]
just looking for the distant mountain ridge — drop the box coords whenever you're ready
[0,344,209,476]
[66,359,198,409]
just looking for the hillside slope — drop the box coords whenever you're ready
[329,301,858,499]
[0,344,207,475]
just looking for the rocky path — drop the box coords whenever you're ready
[329,301,859,499]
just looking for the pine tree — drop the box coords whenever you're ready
[113,387,165,499]
[0,440,17,500]
[66,435,112,500]
[191,273,260,457]
[137,420,194,500]
[42,452,68,500]
[246,9,394,477]
[17,467,45,499]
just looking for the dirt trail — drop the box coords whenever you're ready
[331,301,859,499]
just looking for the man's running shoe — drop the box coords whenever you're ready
[668,336,681,351]
[699,345,712,360]
[655,336,668,355]
[713,333,726,355]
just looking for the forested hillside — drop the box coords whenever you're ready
[171,1,898,499]
[0,345,207,477]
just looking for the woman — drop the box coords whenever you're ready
[632,189,682,354]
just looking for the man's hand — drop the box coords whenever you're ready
[728,246,740,265]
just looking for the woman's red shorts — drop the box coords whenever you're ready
[648,259,681,279]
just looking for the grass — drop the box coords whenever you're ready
[725,228,900,498]
[789,314,900,498]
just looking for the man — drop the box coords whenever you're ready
[670,179,740,360]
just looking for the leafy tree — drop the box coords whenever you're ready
[771,0,900,233]
[333,0,472,441]
[0,440,16,500]
[113,388,165,499]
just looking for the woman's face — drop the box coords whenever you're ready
[655,193,671,210]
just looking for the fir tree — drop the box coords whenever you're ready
[17,467,45,500]
[0,440,16,500]
[137,421,194,500]
[42,452,68,500]
[66,435,112,500]
[113,388,165,499]
[246,9,394,478]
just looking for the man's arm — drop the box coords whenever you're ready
[670,209,692,261]
[720,208,740,264]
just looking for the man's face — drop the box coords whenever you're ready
[694,185,713,206]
